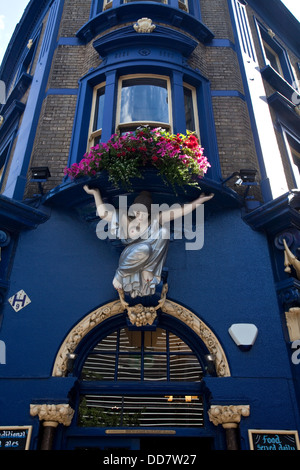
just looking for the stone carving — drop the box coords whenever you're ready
[134,18,156,33]
[30,404,74,427]
[83,187,214,299]
[208,405,250,428]
[118,283,168,326]
[285,307,300,341]
[52,300,124,377]
[161,299,230,377]
[283,238,300,279]
[52,298,230,378]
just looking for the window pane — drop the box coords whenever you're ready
[119,328,142,352]
[93,87,105,132]
[94,331,118,351]
[118,354,141,380]
[170,355,202,381]
[144,329,166,352]
[81,354,116,381]
[78,395,204,428]
[263,42,282,75]
[168,332,192,352]
[184,87,195,132]
[144,354,167,381]
[120,78,169,124]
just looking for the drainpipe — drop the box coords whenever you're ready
[30,404,74,450]
[208,405,250,450]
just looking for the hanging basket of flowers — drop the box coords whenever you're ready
[64,127,211,193]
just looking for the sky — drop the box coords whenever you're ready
[0,0,300,65]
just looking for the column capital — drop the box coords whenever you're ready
[208,405,250,428]
[30,403,74,427]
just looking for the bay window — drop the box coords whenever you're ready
[87,74,201,151]
[116,75,172,133]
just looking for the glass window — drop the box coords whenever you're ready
[178,0,189,12]
[80,327,203,382]
[262,41,283,76]
[117,75,171,132]
[88,83,105,148]
[78,394,204,428]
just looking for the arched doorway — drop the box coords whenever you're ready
[52,298,230,450]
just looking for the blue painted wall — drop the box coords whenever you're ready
[0,201,298,448]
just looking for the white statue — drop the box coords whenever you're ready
[84,186,213,298]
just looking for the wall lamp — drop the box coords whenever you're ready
[222,169,259,209]
[30,167,51,195]
[66,353,77,373]
[222,168,257,187]
[205,354,216,375]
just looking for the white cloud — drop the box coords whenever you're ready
[0,15,5,31]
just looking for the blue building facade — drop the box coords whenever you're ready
[0,0,300,452]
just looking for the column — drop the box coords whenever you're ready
[208,404,250,450]
[30,404,74,450]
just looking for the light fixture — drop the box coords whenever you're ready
[205,354,216,375]
[222,168,257,186]
[66,353,77,373]
[30,167,51,195]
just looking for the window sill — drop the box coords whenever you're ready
[261,65,296,103]
[267,91,300,131]
[76,3,213,45]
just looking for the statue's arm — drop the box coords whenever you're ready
[159,193,214,223]
[83,185,114,221]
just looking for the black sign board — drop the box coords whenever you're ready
[249,430,300,451]
[0,426,32,450]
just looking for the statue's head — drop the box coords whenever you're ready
[129,191,152,218]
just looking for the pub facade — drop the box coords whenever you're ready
[0,0,300,451]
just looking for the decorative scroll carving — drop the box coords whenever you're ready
[118,283,168,327]
[52,300,124,377]
[52,297,230,378]
[160,300,230,377]
[285,307,300,341]
[283,238,300,279]
[208,405,250,428]
[30,404,74,427]
[133,18,156,33]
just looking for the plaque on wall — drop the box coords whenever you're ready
[0,426,32,450]
[248,429,300,450]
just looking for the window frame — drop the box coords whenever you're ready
[282,127,300,189]
[80,326,204,383]
[86,75,201,153]
[255,20,295,85]
[115,73,173,132]
[183,82,200,137]
[92,0,192,13]
[87,81,106,149]
[262,40,283,76]
[115,73,173,134]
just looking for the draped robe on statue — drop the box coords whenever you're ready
[111,211,169,298]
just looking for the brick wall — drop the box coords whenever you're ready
[22,0,298,200]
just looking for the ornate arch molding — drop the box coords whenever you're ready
[52,297,230,378]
